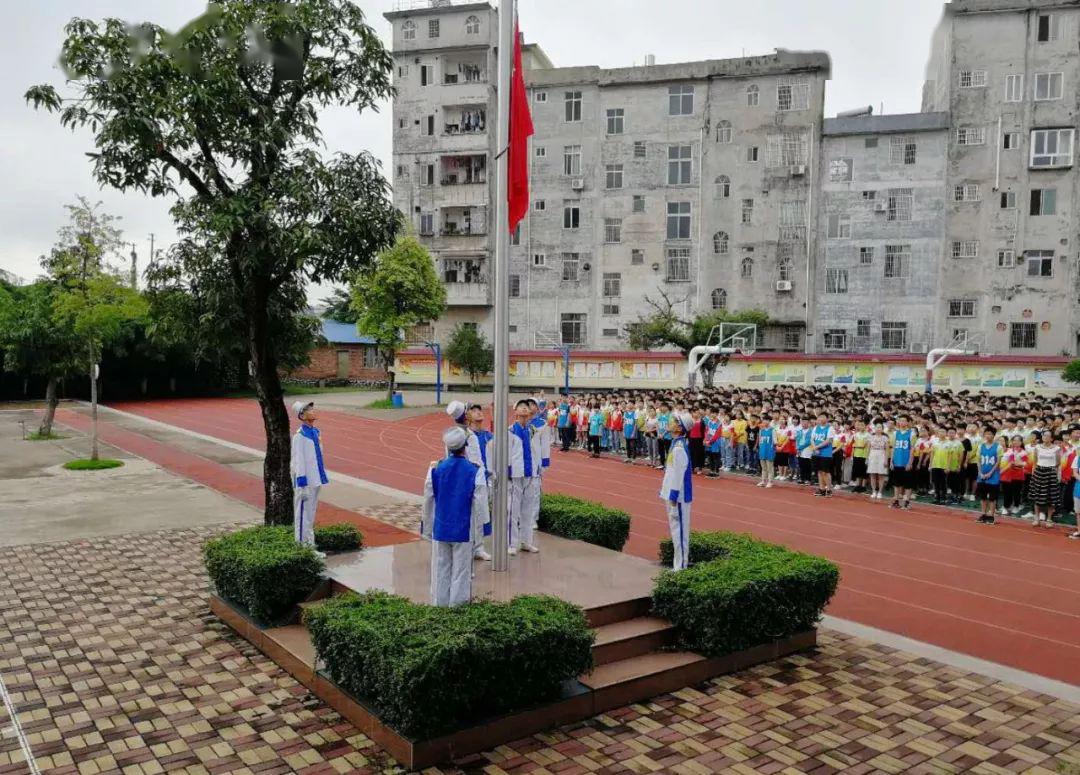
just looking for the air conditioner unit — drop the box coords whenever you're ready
[775,280,793,292]
[571,178,585,190]
[909,342,930,354]
[789,165,807,177]
[873,201,888,213]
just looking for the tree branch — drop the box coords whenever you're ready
[157,148,214,200]
[194,131,233,196]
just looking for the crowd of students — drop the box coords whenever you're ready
[547,384,1080,538]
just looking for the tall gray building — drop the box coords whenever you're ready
[385,0,1080,358]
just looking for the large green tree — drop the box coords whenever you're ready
[625,291,769,387]
[27,2,400,522]
[352,236,446,401]
[445,323,494,391]
[319,286,359,323]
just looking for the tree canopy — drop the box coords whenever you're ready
[445,324,494,390]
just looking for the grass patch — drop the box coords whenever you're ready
[27,432,66,441]
[62,458,124,471]
[365,398,397,409]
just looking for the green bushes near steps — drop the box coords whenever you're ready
[658,530,764,567]
[653,531,839,658]
[204,526,324,626]
[538,493,631,551]
[314,523,363,553]
[304,592,595,740]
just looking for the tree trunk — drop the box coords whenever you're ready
[249,305,293,525]
[38,377,59,437]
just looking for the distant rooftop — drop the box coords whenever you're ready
[946,0,1080,13]
[525,48,831,88]
[823,111,950,137]
[320,319,375,346]
[384,0,492,21]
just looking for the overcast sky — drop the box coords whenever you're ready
[0,0,944,298]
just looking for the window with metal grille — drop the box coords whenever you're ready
[633,195,645,212]
[633,141,647,159]
[767,130,808,166]
[564,91,582,122]
[711,288,727,310]
[776,78,809,111]
[741,198,754,225]
[951,240,979,259]
[666,247,690,281]
[825,268,848,294]
[509,275,521,298]
[947,299,976,318]
[561,254,580,282]
[956,126,986,145]
[783,328,802,351]
[959,70,987,88]
[667,145,692,185]
[1025,250,1054,277]
[829,158,853,182]
[428,19,439,37]
[1009,322,1037,349]
[746,85,759,106]
[884,245,911,278]
[605,164,623,189]
[887,188,913,221]
[561,313,586,345]
[602,273,621,298]
[881,322,907,350]
[631,249,644,265]
[716,120,732,144]
[604,218,622,243]
[666,201,691,239]
[890,136,917,164]
[859,247,874,265]
[713,231,729,255]
[953,184,980,202]
[856,319,871,338]
[741,256,754,279]
[823,330,848,351]
[606,108,624,135]
[668,84,694,116]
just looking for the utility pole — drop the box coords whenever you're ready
[129,242,138,290]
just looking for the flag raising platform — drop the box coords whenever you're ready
[210,533,817,769]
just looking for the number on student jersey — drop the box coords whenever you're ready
[895,438,909,450]
[980,454,997,468]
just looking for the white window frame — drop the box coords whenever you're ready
[1034,72,1064,101]
[829,158,853,182]
[535,146,546,158]
[713,231,729,255]
[606,108,625,135]
[827,213,851,239]
[562,202,580,230]
[533,200,546,211]
[667,145,693,185]
[711,288,727,310]
[401,20,416,40]
[428,19,440,38]
[560,313,586,345]
[883,245,911,279]
[746,85,759,106]
[746,146,759,163]
[668,84,694,116]
[825,268,849,294]
[997,249,1016,268]
[632,195,645,213]
[666,201,692,240]
[1003,131,1020,150]
[1025,250,1054,277]
[534,91,548,103]
[859,246,874,265]
[953,183,981,202]
[1000,191,1016,209]
[947,299,976,318]
[1037,13,1062,42]
[1005,74,1024,102]
[465,15,480,34]
[604,218,622,244]
[890,136,917,165]
[823,329,848,351]
[1030,188,1057,216]
[561,254,580,282]
[563,145,582,176]
[741,198,754,225]
[1030,128,1074,168]
[633,141,647,159]
[881,322,908,351]
[741,256,754,279]
[605,164,624,190]
[956,127,986,146]
[532,253,547,268]
[951,240,979,259]
[665,247,691,281]
[564,91,582,122]
[777,78,810,111]
[602,272,621,299]
[1010,322,1038,350]
[959,70,987,88]
[716,120,732,144]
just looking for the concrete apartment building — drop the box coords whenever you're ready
[814,113,950,354]
[386,0,1080,358]
[922,0,1080,356]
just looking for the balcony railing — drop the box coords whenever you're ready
[440,225,487,236]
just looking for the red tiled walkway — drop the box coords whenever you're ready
[55,408,415,548]
[107,398,1080,685]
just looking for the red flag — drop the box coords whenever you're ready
[507,22,534,234]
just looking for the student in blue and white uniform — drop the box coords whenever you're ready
[290,401,328,557]
[422,427,487,607]
[527,397,551,535]
[810,413,837,497]
[446,400,491,561]
[661,412,694,571]
[508,399,541,554]
[757,416,776,488]
[975,427,1003,524]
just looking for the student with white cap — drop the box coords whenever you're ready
[525,396,551,537]
[445,400,491,561]
[422,426,486,606]
[660,411,694,571]
[290,400,328,556]
[507,399,541,554]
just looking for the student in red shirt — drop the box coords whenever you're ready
[688,407,706,474]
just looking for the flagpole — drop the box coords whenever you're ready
[491,0,515,573]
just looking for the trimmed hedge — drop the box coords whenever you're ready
[304,592,594,739]
[658,530,768,567]
[653,532,838,657]
[204,526,324,625]
[538,493,631,551]
[314,523,363,553]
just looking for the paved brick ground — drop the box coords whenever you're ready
[1,525,1077,775]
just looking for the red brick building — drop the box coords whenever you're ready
[287,319,387,384]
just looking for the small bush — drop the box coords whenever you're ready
[653,533,838,657]
[658,530,774,567]
[305,592,594,739]
[314,523,363,553]
[63,458,123,471]
[27,432,66,441]
[366,398,396,409]
[538,493,631,551]
[204,526,324,625]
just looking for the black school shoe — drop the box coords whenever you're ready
[977,515,995,524]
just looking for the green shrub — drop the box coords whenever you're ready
[538,493,631,551]
[658,530,776,567]
[653,533,838,657]
[62,458,123,471]
[305,592,594,739]
[204,526,324,625]
[314,523,363,553]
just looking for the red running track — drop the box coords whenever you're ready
[110,398,1080,686]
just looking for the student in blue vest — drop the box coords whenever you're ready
[290,401,329,557]
[656,403,673,469]
[469,404,494,552]
[446,400,490,561]
[975,427,1003,524]
[508,399,541,554]
[795,417,813,485]
[757,415,777,488]
[422,427,487,607]
[622,403,638,462]
[810,412,837,497]
[660,412,694,571]
[556,394,574,452]
[890,415,916,510]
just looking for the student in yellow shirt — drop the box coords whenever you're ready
[929,427,952,504]
[732,413,749,470]
[851,420,869,493]
[946,428,965,504]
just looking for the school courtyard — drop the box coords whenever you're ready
[1,397,1079,775]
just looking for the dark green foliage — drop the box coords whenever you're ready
[658,530,769,567]
[204,526,324,625]
[444,323,494,389]
[314,523,362,552]
[304,592,594,739]
[62,458,123,471]
[538,493,631,551]
[652,533,838,657]
[1063,359,1080,385]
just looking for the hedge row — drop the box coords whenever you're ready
[537,493,631,551]
[658,531,764,567]
[653,531,839,657]
[304,592,594,740]
[315,523,363,553]
[203,526,324,625]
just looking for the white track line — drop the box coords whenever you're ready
[0,670,40,774]
[92,403,423,505]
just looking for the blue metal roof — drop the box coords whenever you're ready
[320,318,375,345]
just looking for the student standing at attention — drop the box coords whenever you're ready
[890,415,916,510]
[810,413,836,497]
[661,412,694,571]
[290,401,329,557]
